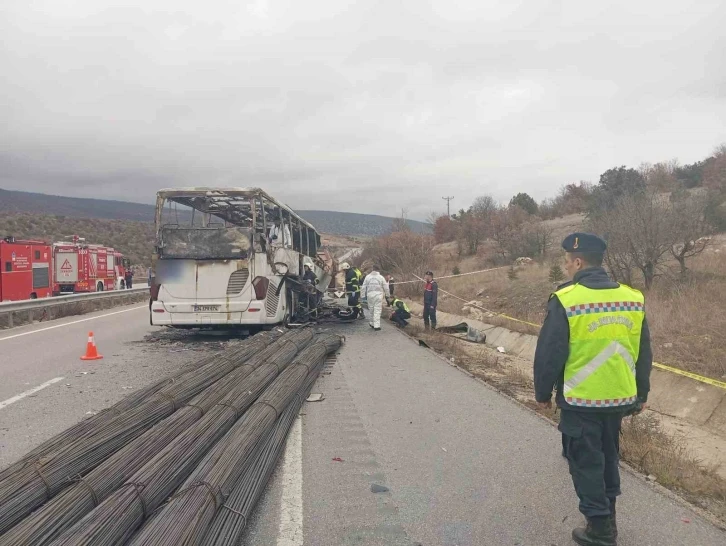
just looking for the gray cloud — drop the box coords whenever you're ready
[1,0,725,220]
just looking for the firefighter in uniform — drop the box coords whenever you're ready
[534,233,652,546]
[341,262,365,319]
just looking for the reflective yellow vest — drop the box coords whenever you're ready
[554,283,644,408]
[347,268,362,293]
[391,299,410,313]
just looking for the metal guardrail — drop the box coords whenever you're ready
[0,287,149,313]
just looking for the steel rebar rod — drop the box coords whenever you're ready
[201,363,319,545]
[0,350,210,485]
[0,331,284,536]
[47,330,327,546]
[0,329,312,546]
[127,334,342,546]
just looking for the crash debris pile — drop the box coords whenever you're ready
[0,328,343,546]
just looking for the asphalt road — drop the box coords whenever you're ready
[243,319,726,546]
[0,303,205,468]
[1,310,724,545]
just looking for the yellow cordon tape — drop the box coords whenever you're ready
[651,362,726,390]
[409,274,726,391]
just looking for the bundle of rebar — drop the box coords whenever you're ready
[0,330,284,536]
[201,351,325,545]
[48,331,339,546]
[127,334,342,546]
[0,346,216,485]
[0,329,312,546]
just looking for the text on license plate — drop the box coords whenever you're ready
[193,305,220,312]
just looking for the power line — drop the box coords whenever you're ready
[442,196,454,217]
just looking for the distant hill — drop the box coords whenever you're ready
[293,210,429,236]
[0,213,154,268]
[0,189,429,237]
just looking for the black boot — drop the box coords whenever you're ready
[609,499,618,540]
[572,516,616,546]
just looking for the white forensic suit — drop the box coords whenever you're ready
[268,223,292,248]
[361,270,389,330]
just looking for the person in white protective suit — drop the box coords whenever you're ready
[361,265,389,331]
[268,222,292,248]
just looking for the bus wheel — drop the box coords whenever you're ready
[29,293,37,300]
[97,282,104,292]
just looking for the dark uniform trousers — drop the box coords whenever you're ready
[348,292,361,318]
[390,309,411,327]
[423,303,436,328]
[559,409,623,518]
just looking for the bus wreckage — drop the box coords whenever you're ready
[150,187,346,329]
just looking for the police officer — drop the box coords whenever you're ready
[422,270,438,330]
[534,233,652,546]
[387,296,411,327]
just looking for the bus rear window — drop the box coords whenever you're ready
[160,226,252,259]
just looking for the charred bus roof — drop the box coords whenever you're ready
[155,187,318,233]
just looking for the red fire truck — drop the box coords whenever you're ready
[53,236,129,295]
[0,237,53,301]
[0,235,130,302]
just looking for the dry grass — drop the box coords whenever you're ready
[646,250,726,379]
[621,414,726,520]
[407,234,726,380]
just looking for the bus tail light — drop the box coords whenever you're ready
[252,277,269,300]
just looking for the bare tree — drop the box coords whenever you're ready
[490,205,529,261]
[454,195,499,256]
[640,160,679,192]
[360,230,434,289]
[590,190,675,289]
[669,191,713,277]
[390,208,409,233]
[426,211,441,227]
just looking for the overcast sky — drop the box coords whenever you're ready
[2,1,725,220]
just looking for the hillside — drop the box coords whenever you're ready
[294,210,428,236]
[0,189,429,237]
[0,213,154,267]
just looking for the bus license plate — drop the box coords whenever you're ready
[193,305,219,312]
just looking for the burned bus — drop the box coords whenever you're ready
[150,188,334,328]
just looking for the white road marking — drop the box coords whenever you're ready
[277,415,304,546]
[0,306,146,343]
[0,377,65,410]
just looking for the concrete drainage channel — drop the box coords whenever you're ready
[0,288,150,330]
[405,300,726,440]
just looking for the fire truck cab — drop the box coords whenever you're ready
[0,237,53,301]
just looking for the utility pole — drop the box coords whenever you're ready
[442,196,454,217]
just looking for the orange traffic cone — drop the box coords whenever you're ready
[81,331,103,361]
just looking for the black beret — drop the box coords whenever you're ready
[561,232,607,253]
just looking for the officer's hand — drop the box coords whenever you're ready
[631,402,647,416]
[537,400,552,409]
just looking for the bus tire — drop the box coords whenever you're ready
[97,281,104,292]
